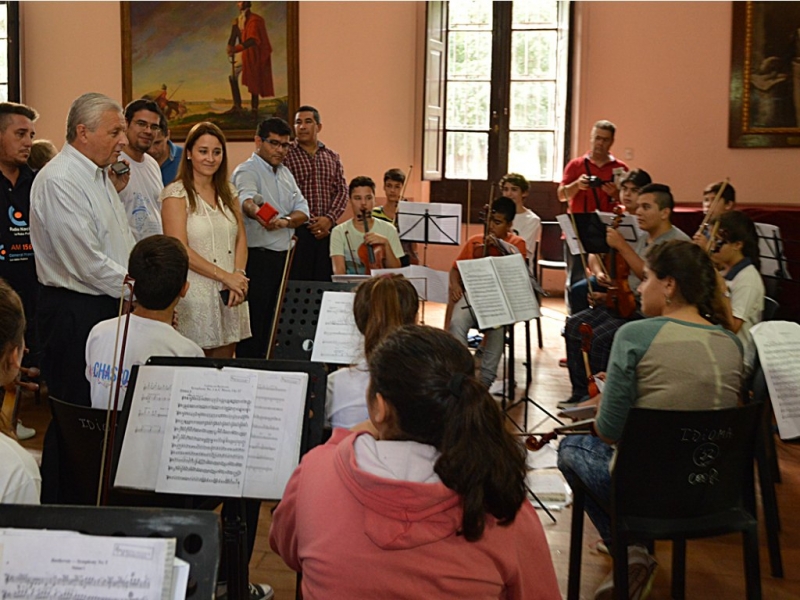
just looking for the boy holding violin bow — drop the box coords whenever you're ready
[330,176,404,275]
[560,183,689,407]
[448,197,526,389]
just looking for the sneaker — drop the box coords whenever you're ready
[557,395,588,409]
[594,545,657,600]
[467,333,483,348]
[489,379,514,396]
[248,583,274,600]
[15,421,35,441]
[216,583,274,600]
[558,357,568,368]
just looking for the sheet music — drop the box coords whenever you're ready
[596,210,640,242]
[243,370,308,499]
[457,257,514,329]
[156,368,258,496]
[556,214,581,256]
[372,265,450,303]
[492,254,541,322]
[0,529,174,600]
[115,365,175,490]
[752,321,800,439]
[310,291,363,364]
[396,201,462,245]
[755,222,791,279]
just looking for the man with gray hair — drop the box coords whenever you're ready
[30,92,135,407]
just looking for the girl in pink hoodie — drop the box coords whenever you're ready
[270,325,561,599]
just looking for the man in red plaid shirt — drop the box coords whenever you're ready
[284,105,348,281]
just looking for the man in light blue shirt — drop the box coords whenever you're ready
[147,115,183,186]
[233,117,308,359]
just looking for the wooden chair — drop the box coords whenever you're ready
[565,405,762,600]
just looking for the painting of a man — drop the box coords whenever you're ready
[227,1,275,116]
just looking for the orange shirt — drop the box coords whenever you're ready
[452,233,527,270]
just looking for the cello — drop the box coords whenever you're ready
[604,205,637,318]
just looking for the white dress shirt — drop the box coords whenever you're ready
[30,143,136,298]
[232,153,309,252]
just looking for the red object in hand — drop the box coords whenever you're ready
[256,202,279,223]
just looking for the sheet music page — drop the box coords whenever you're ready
[242,370,308,499]
[372,265,450,303]
[556,214,581,256]
[457,257,513,329]
[156,368,258,496]
[0,529,174,600]
[752,321,800,439]
[310,291,363,364]
[492,253,541,322]
[115,365,175,490]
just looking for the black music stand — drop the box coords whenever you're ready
[111,357,327,600]
[271,280,358,360]
[396,203,461,266]
[0,504,220,599]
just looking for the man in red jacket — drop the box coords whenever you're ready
[227,1,275,116]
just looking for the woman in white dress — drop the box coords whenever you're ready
[161,122,250,358]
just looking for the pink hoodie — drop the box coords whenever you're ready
[270,429,561,599]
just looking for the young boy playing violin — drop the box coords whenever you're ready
[330,176,404,275]
[448,197,526,389]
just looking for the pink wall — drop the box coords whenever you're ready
[17,2,795,276]
[571,1,796,206]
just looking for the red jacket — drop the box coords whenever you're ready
[270,429,561,600]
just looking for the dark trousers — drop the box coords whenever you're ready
[38,286,117,504]
[237,247,288,359]
[1,270,40,367]
[289,224,332,282]
[38,286,117,406]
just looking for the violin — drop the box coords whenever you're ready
[694,178,729,251]
[604,205,637,318]
[473,204,511,258]
[579,323,600,398]
[357,209,384,274]
[520,419,596,451]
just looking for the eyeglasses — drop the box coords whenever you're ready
[133,120,162,132]
[261,138,291,150]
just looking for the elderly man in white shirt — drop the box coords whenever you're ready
[30,92,135,407]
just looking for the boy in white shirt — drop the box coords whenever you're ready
[500,173,541,262]
[86,235,203,409]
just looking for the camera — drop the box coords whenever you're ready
[586,175,606,189]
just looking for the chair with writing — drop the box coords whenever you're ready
[564,404,762,600]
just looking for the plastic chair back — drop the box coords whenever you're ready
[0,504,219,599]
[612,404,760,521]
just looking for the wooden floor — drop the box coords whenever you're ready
[7,294,800,599]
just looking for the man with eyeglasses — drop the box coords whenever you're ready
[233,117,308,360]
[118,99,166,241]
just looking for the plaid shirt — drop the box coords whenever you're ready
[284,141,348,224]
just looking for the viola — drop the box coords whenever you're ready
[604,205,637,318]
[579,323,600,398]
[357,209,384,274]
[520,419,596,451]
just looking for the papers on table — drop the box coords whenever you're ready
[751,321,800,440]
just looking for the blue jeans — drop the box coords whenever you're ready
[557,434,614,543]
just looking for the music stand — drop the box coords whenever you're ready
[396,201,461,266]
[111,357,327,600]
[271,280,358,360]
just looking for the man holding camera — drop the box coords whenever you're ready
[558,120,628,214]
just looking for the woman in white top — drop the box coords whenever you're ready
[161,122,250,358]
[326,275,418,429]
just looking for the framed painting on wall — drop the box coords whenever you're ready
[729,1,800,148]
[122,1,299,142]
